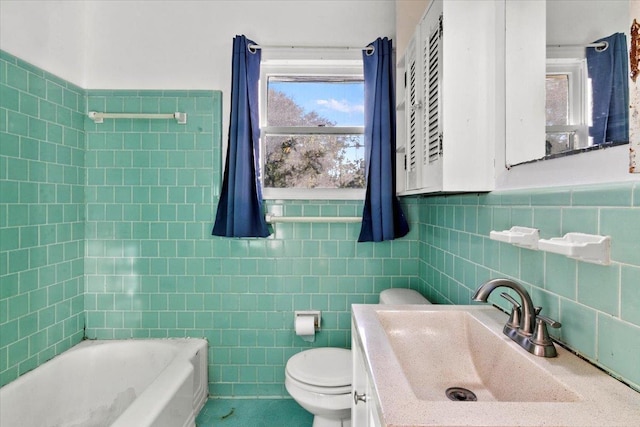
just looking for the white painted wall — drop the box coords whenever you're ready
[0,0,87,86]
[2,0,394,90]
[83,0,394,90]
[395,0,428,60]
[547,0,628,45]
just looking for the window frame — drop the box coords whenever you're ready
[259,56,366,200]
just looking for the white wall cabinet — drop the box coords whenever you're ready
[351,320,382,427]
[396,0,504,195]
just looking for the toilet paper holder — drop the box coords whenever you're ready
[295,310,321,331]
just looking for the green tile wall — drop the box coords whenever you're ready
[83,89,421,397]
[0,51,85,387]
[417,182,640,391]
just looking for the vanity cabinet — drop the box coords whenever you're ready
[396,0,503,195]
[351,320,382,427]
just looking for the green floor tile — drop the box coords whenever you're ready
[196,398,313,427]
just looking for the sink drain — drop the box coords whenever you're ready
[446,387,477,402]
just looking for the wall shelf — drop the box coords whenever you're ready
[490,226,540,249]
[538,232,611,265]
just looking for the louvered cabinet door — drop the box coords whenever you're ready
[419,0,444,192]
[404,34,423,192]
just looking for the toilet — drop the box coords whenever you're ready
[285,347,352,427]
[285,288,430,427]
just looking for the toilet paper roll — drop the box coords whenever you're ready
[295,315,316,342]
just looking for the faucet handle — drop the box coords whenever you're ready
[531,316,561,346]
[534,306,543,315]
[528,315,562,357]
[536,315,561,329]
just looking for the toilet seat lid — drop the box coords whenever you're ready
[286,347,351,387]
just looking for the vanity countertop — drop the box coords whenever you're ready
[352,304,640,427]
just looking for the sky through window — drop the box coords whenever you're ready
[268,81,364,126]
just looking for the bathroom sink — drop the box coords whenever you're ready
[376,309,579,402]
[352,304,640,427]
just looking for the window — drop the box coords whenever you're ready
[260,58,365,200]
[545,58,589,155]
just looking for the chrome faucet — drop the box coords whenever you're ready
[472,278,561,357]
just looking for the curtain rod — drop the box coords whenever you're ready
[547,41,608,51]
[248,43,375,53]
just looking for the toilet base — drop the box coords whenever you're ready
[312,415,352,427]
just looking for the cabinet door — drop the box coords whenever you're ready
[352,343,369,425]
[404,33,423,191]
[402,0,443,193]
[352,324,383,427]
[418,0,444,191]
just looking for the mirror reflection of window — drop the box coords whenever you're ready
[546,74,569,125]
[545,74,571,155]
[545,59,589,156]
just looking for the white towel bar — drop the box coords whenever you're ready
[265,214,361,224]
[88,111,187,124]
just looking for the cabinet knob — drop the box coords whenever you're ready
[353,390,368,405]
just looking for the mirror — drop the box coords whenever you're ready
[506,0,631,167]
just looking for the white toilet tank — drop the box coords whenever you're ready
[379,288,431,304]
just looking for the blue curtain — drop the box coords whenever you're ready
[212,35,270,238]
[587,33,629,145]
[358,37,409,242]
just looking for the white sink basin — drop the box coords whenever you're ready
[352,304,640,427]
[376,309,580,402]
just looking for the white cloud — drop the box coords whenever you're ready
[316,98,364,114]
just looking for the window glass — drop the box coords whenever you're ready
[545,74,569,126]
[261,72,366,197]
[267,78,364,127]
[264,134,364,189]
[545,74,573,155]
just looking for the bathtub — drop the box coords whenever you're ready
[0,338,208,427]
